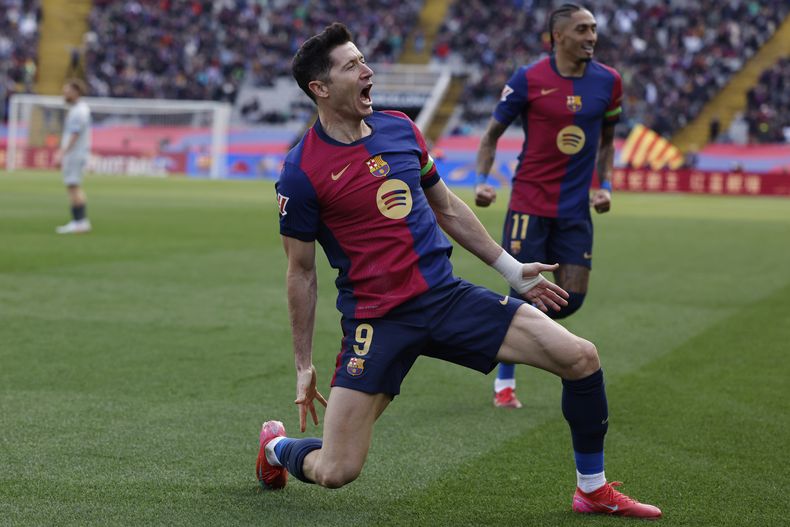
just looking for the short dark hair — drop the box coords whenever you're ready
[65,77,88,96]
[292,22,353,103]
[548,3,586,50]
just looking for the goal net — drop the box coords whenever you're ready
[7,95,231,178]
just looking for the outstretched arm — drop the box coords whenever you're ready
[474,118,508,207]
[281,235,327,431]
[425,180,568,311]
[425,179,503,264]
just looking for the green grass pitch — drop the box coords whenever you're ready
[1,171,788,526]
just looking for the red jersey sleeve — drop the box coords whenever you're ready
[604,68,623,125]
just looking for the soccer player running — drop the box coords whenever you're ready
[259,22,660,519]
[475,4,621,409]
[54,78,92,234]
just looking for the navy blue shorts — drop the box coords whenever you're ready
[331,279,525,396]
[502,210,593,270]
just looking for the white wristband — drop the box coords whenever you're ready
[491,250,544,294]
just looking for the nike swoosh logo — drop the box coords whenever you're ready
[601,503,619,512]
[331,163,351,181]
[499,296,509,305]
[583,252,593,260]
[541,88,558,96]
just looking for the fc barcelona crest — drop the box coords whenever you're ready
[510,240,522,254]
[347,357,366,376]
[366,155,390,178]
[566,95,582,113]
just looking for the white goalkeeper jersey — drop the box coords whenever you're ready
[61,100,91,162]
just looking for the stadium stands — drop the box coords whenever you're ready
[83,0,423,103]
[5,0,789,151]
[433,0,789,138]
[745,56,790,143]
[0,0,41,121]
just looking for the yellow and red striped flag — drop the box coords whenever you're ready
[619,124,684,170]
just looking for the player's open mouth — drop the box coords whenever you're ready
[360,84,373,106]
[582,44,594,54]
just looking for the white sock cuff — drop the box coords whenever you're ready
[494,378,516,392]
[576,470,606,493]
[265,436,287,466]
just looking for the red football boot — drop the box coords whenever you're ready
[572,481,662,519]
[493,387,523,409]
[256,420,287,490]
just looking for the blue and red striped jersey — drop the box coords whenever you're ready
[276,110,454,319]
[494,56,623,218]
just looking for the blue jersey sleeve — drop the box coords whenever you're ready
[493,66,529,126]
[276,162,319,242]
[383,109,442,188]
[410,120,440,188]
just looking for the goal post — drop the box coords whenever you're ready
[7,95,231,179]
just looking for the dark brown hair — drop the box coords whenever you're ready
[65,78,88,96]
[292,22,353,102]
[548,4,587,50]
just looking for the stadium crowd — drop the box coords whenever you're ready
[84,0,422,101]
[0,0,41,121]
[745,56,790,143]
[434,0,789,138]
[6,0,789,147]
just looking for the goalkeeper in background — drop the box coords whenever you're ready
[54,78,92,234]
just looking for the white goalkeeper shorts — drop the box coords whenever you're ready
[62,157,87,186]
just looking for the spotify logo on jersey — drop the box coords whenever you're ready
[376,179,412,220]
[556,125,586,155]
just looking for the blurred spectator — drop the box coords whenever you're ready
[0,0,41,121]
[745,56,790,143]
[725,111,750,145]
[66,46,83,78]
[433,0,789,138]
[684,143,699,168]
[708,115,720,143]
[84,0,422,102]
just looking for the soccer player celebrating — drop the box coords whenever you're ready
[54,78,92,234]
[475,4,621,409]
[259,22,661,519]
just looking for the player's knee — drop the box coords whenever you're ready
[547,292,585,320]
[563,338,600,379]
[314,462,362,489]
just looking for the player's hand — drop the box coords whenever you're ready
[52,149,63,167]
[520,262,570,312]
[474,183,497,207]
[294,365,328,432]
[591,189,611,213]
